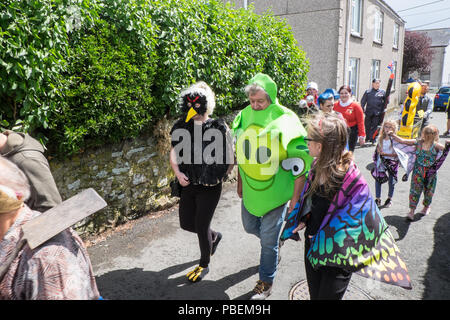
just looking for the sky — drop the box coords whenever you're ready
[384,0,450,30]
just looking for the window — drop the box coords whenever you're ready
[373,8,383,43]
[393,23,399,48]
[371,59,380,82]
[438,87,450,94]
[349,58,360,97]
[351,0,362,36]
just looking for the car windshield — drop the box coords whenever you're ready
[438,87,450,94]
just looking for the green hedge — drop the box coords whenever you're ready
[1,0,309,157]
[52,0,158,154]
[0,0,97,145]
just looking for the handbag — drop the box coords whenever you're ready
[170,179,182,197]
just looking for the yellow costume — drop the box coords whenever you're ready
[398,82,422,139]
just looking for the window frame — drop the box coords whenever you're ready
[371,59,381,82]
[373,8,384,44]
[348,57,360,98]
[351,0,363,36]
[393,23,399,49]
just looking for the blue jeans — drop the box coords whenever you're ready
[241,202,287,284]
[375,174,395,199]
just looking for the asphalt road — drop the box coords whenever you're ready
[87,110,450,300]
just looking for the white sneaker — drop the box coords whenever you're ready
[250,280,272,300]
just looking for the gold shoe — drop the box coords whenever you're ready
[186,266,209,283]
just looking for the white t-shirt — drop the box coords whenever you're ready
[381,138,395,160]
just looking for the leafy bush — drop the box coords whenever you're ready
[151,0,309,116]
[1,0,309,157]
[50,0,158,154]
[0,0,97,144]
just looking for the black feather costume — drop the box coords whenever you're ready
[170,84,232,186]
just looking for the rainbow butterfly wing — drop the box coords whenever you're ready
[307,165,412,289]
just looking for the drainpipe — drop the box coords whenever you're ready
[343,0,351,86]
[244,0,248,9]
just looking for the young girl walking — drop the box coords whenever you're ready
[281,113,411,299]
[390,125,450,221]
[371,120,400,208]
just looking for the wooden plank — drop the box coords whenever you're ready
[22,188,107,249]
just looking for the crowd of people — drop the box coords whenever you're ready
[1,72,449,300]
[169,74,449,300]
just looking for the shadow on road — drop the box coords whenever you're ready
[422,212,450,299]
[384,215,412,241]
[95,260,258,300]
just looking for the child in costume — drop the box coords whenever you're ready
[169,81,234,282]
[371,120,400,208]
[281,113,411,299]
[390,125,450,221]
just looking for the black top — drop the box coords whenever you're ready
[305,185,332,237]
[170,118,232,186]
[361,88,386,116]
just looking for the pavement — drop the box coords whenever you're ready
[87,111,450,300]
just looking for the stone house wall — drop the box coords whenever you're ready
[49,114,238,237]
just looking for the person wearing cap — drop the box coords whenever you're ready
[305,81,319,105]
[0,131,62,212]
[318,90,343,119]
[361,79,387,144]
[0,156,100,300]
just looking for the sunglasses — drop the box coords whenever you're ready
[304,137,317,142]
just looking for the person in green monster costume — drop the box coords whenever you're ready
[231,73,312,300]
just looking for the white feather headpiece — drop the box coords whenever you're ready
[178,81,216,115]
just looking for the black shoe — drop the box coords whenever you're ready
[375,199,381,208]
[384,198,392,208]
[211,232,222,256]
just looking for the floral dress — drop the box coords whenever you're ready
[409,142,438,209]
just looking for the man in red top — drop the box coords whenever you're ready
[334,85,366,152]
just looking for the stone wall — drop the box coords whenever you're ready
[49,114,238,237]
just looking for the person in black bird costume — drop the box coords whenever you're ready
[169,81,234,282]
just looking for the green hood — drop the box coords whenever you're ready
[231,73,305,146]
[249,73,278,105]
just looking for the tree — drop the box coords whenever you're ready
[402,31,434,81]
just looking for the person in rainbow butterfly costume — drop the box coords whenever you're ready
[281,112,412,300]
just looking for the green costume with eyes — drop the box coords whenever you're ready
[231,73,313,216]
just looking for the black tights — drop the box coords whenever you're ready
[179,183,222,268]
[348,125,359,152]
[304,237,352,300]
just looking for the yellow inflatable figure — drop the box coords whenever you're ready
[398,82,422,139]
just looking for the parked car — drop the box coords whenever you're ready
[433,86,450,111]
